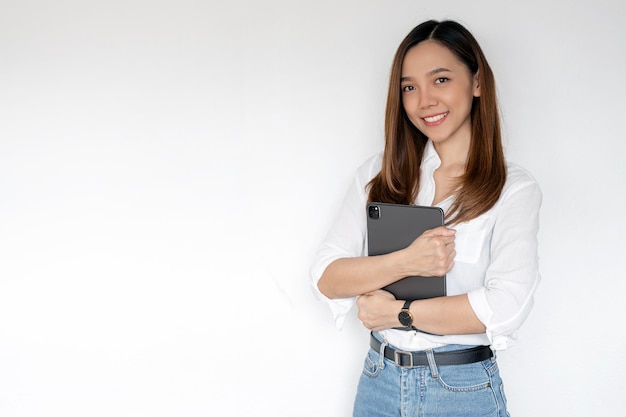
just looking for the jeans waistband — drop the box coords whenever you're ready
[370,333,493,368]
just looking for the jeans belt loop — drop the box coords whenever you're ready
[425,348,439,378]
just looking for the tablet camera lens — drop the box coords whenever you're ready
[368,206,380,220]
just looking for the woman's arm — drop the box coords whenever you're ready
[357,290,485,334]
[318,226,457,299]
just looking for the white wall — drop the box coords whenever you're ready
[1,1,624,416]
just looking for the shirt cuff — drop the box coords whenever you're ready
[467,288,513,350]
[309,281,355,329]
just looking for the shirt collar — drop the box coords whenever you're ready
[422,139,441,174]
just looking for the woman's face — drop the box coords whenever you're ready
[400,40,480,147]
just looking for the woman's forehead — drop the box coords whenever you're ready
[402,41,468,76]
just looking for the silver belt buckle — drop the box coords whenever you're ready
[394,350,414,368]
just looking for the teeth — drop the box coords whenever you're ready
[424,113,448,123]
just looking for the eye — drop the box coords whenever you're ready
[402,85,415,92]
[435,77,449,84]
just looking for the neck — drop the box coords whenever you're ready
[432,136,470,170]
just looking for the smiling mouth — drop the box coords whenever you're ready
[423,112,448,123]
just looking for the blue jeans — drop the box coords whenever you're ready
[353,336,510,417]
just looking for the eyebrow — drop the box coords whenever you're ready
[428,67,452,76]
[401,67,452,82]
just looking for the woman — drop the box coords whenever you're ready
[310,20,541,416]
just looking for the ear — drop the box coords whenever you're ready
[473,70,481,97]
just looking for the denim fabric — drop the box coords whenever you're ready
[353,337,510,417]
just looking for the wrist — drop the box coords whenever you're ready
[390,248,417,280]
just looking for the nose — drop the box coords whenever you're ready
[418,86,437,109]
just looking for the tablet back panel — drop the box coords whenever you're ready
[367,203,446,301]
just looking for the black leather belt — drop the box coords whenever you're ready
[370,333,493,368]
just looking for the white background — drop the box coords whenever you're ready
[1,1,625,416]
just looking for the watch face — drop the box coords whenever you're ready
[398,310,413,327]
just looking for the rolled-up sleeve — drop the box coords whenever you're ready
[309,155,381,329]
[467,178,542,350]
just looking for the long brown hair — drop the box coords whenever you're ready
[367,20,506,225]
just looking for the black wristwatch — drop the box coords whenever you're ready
[398,300,415,328]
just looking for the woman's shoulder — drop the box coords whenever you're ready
[502,161,542,198]
[355,152,384,181]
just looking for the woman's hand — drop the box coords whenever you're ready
[356,290,404,332]
[399,226,456,278]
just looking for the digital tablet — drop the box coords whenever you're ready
[367,202,447,301]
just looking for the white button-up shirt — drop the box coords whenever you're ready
[310,140,542,351]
